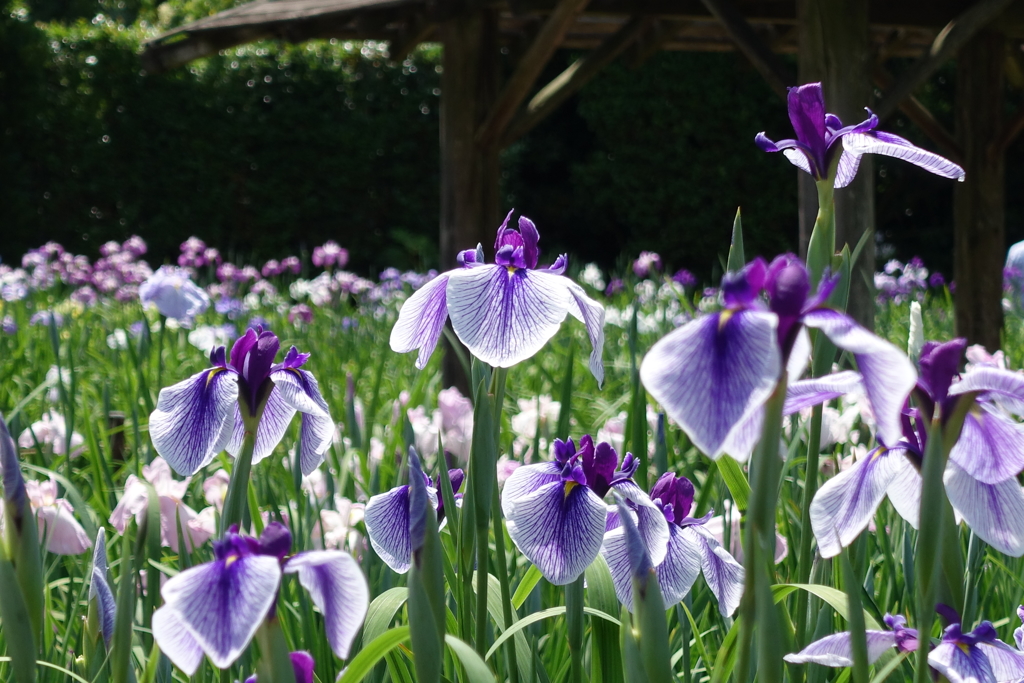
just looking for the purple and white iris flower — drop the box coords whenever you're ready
[149,327,334,477]
[755,82,965,188]
[364,455,463,574]
[640,255,916,460]
[390,211,606,384]
[152,522,368,674]
[602,473,743,616]
[784,613,918,667]
[88,528,116,648]
[500,436,669,585]
[928,617,1024,683]
[243,651,315,683]
[139,265,211,320]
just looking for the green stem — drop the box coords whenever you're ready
[221,427,256,534]
[492,485,520,683]
[566,574,585,683]
[840,548,869,683]
[914,418,947,683]
[806,180,836,287]
[475,524,489,656]
[795,403,824,649]
[255,617,297,683]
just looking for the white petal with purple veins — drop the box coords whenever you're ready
[811,446,905,558]
[950,403,1024,484]
[834,150,864,189]
[150,368,238,476]
[390,272,451,369]
[153,606,206,675]
[272,369,335,474]
[784,371,863,415]
[500,462,562,519]
[227,387,297,466]
[160,554,282,668]
[505,480,608,585]
[977,641,1024,680]
[563,279,606,385]
[610,480,670,566]
[784,630,896,666]
[802,309,916,448]
[640,310,781,458]
[602,523,702,612]
[783,149,814,175]
[885,449,922,529]
[683,525,744,617]
[843,132,965,181]
[944,461,1024,556]
[447,266,572,369]
[951,367,1024,414]
[364,485,413,573]
[284,551,370,659]
[928,642,994,683]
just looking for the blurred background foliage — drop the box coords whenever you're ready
[5,0,1024,280]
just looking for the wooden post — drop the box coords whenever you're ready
[439,5,499,391]
[799,0,874,329]
[954,30,1005,351]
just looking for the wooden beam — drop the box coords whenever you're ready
[475,0,590,148]
[388,13,435,63]
[875,0,1015,120]
[698,0,793,99]
[872,65,962,162]
[627,19,686,68]
[992,102,1024,156]
[501,16,651,146]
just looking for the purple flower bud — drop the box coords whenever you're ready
[766,254,810,317]
[929,272,945,288]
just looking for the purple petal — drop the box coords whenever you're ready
[505,480,608,585]
[784,370,863,415]
[150,368,237,476]
[283,551,369,659]
[944,461,1024,556]
[227,385,297,466]
[610,480,671,566]
[36,503,92,555]
[683,525,744,617]
[787,84,827,159]
[784,630,897,666]
[271,368,335,475]
[152,606,206,675]
[810,446,905,558]
[290,652,315,683]
[802,308,917,447]
[834,150,863,188]
[389,272,451,369]
[518,216,540,270]
[950,403,1024,485]
[843,132,965,181]
[640,310,781,458]
[928,642,995,683]
[500,462,563,518]
[977,641,1024,680]
[364,485,412,573]
[159,554,282,668]
[447,266,571,369]
[563,279,606,385]
[89,529,116,646]
[951,367,1024,415]
[920,339,967,402]
[654,525,702,610]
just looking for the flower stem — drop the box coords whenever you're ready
[795,403,824,649]
[255,617,297,683]
[491,486,520,683]
[566,573,585,683]
[914,417,946,683]
[807,180,836,287]
[221,426,256,534]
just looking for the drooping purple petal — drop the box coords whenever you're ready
[290,652,316,683]
[682,525,744,617]
[271,368,334,474]
[563,279,606,386]
[944,461,1024,556]
[150,368,238,476]
[500,462,563,517]
[843,132,965,181]
[928,641,995,683]
[364,485,412,573]
[651,524,702,610]
[811,446,909,558]
[802,308,916,448]
[227,386,297,466]
[283,551,370,659]
[784,630,897,666]
[784,371,863,415]
[158,553,282,668]
[389,272,451,369]
[504,480,608,585]
[447,266,572,369]
[152,606,206,675]
[640,309,781,458]
[978,641,1024,681]
[949,403,1024,485]
[834,150,863,189]
[951,367,1024,415]
[610,479,670,567]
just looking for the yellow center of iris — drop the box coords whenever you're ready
[564,481,578,498]
[718,309,734,330]
[224,554,239,568]
[957,643,971,654]
[206,366,225,387]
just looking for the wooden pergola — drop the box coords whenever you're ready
[144,0,1024,353]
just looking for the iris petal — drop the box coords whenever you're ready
[150,368,238,476]
[152,607,206,675]
[364,485,413,573]
[944,461,1024,556]
[227,386,297,466]
[952,367,1024,415]
[977,641,1024,681]
[272,369,335,475]
[563,279,606,386]
[447,265,572,369]
[928,642,995,683]
[949,403,1024,485]
[683,525,744,617]
[783,148,814,175]
[843,132,965,181]
[784,630,897,666]
[884,449,922,529]
[640,309,781,458]
[36,503,92,555]
[834,150,864,189]
[505,480,608,585]
[501,462,563,518]
[389,272,451,369]
[610,480,670,566]
[159,554,281,668]
[604,522,700,613]
[284,551,370,659]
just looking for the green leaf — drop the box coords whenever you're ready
[111,528,136,683]
[585,556,623,683]
[512,565,542,610]
[708,616,741,683]
[0,549,37,683]
[336,627,411,683]
[445,635,497,683]
[772,584,882,630]
[727,207,745,272]
[619,605,645,683]
[485,606,620,660]
[716,456,750,512]
[361,587,409,647]
[557,342,574,439]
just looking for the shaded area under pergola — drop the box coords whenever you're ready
[143,0,1024,364]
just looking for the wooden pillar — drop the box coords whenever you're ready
[954,30,1005,351]
[798,0,875,329]
[439,5,500,390]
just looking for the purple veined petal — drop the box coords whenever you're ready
[885,448,922,529]
[563,279,606,386]
[787,327,812,381]
[640,309,781,458]
[843,132,965,181]
[810,446,905,558]
[784,630,897,666]
[783,370,863,416]
[951,367,1024,415]
[152,606,206,675]
[928,642,995,683]
[682,525,744,617]
[505,480,608,585]
[271,369,335,475]
[833,150,864,189]
[364,485,412,573]
[159,554,282,669]
[610,480,670,566]
[801,308,917,448]
[949,403,1024,485]
[389,271,451,369]
[447,265,572,369]
[653,524,702,610]
[500,462,563,518]
[227,385,297,467]
[944,461,1024,556]
[89,528,116,647]
[720,408,763,463]
[783,148,815,176]
[283,551,370,660]
[977,640,1024,680]
[150,368,238,476]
